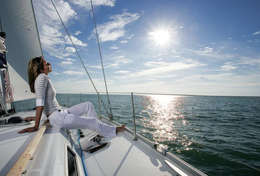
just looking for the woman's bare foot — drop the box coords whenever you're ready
[116,125,125,134]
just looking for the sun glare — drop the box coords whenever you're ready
[149,28,171,46]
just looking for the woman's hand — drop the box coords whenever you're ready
[18,127,38,134]
[116,125,125,134]
[24,116,35,122]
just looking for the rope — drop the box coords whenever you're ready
[90,0,113,119]
[50,0,111,117]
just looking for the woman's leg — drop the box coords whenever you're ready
[62,113,116,138]
[67,102,97,118]
[49,111,124,138]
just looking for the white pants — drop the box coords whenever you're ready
[49,102,116,138]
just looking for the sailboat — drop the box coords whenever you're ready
[0,0,207,175]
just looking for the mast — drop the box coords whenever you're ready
[0,17,10,114]
[0,18,4,114]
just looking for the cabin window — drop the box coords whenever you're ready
[67,147,78,176]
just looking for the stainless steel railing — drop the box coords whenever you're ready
[131,92,137,141]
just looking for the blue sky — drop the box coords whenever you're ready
[33,0,260,96]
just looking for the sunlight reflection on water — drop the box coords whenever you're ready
[141,95,192,151]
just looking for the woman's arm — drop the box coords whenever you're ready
[34,106,43,130]
[18,74,47,134]
[18,106,44,133]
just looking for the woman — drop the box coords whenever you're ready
[22,62,52,121]
[19,56,125,137]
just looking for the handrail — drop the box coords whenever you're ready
[7,125,47,176]
[131,92,137,141]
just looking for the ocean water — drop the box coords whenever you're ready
[13,94,260,176]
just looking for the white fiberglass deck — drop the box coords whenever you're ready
[79,118,207,176]
[0,111,83,176]
[0,111,35,175]
[0,111,206,176]
[83,132,175,176]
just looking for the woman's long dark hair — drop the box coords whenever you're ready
[28,56,44,93]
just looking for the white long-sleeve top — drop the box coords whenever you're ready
[0,36,6,54]
[35,73,60,116]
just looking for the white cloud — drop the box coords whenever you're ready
[221,62,237,71]
[66,58,75,61]
[106,55,131,68]
[65,47,76,53]
[117,34,134,44]
[169,73,260,96]
[40,25,63,47]
[200,47,213,54]
[54,71,260,96]
[253,30,260,35]
[219,57,260,71]
[95,12,141,42]
[33,0,87,59]
[190,47,234,60]
[89,65,102,69]
[61,61,73,65]
[89,55,131,69]
[239,57,260,65]
[75,30,82,36]
[33,0,77,24]
[50,71,60,76]
[54,76,115,93]
[126,34,135,40]
[63,70,84,75]
[69,0,115,10]
[120,40,128,44]
[65,36,87,47]
[129,60,205,78]
[60,58,74,65]
[114,70,130,74]
[110,46,119,50]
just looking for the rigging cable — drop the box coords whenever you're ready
[0,18,3,31]
[50,0,110,117]
[90,0,113,119]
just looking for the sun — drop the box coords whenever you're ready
[148,28,171,47]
